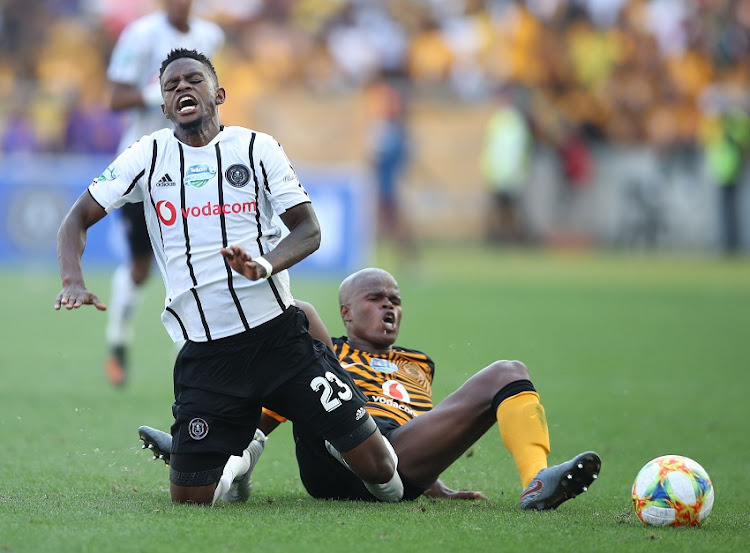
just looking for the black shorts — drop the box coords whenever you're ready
[170,306,374,484]
[121,202,151,257]
[292,415,425,502]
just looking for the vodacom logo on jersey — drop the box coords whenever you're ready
[382,380,411,403]
[156,200,258,226]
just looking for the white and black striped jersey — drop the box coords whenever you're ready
[107,11,225,152]
[88,126,309,343]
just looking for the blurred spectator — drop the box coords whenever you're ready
[557,122,593,191]
[408,14,454,98]
[1,108,40,155]
[554,120,595,243]
[365,67,417,262]
[63,95,122,154]
[324,2,408,91]
[480,83,533,245]
[699,88,750,255]
[1,0,750,158]
[0,0,750,254]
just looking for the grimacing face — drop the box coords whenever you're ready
[160,57,223,129]
[342,272,402,350]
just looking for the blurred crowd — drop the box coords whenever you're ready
[1,0,749,158]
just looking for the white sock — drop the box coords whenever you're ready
[106,265,142,347]
[211,452,250,506]
[364,470,404,503]
[325,436,404,502]
[212,430,267,506]
[211,474,232,506]
[363,437,403,502]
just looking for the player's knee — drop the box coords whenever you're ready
[344,436,397,484]
[168,452,225,504]
[350,450,396,484]
[169,483,216,505]
[368,459,396,484]
[487,359,530,387]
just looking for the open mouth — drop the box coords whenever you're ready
[177,95,198,115]
[383,311,396,331]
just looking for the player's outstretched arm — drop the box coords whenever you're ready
[422,479,487,501]
[55,192,108,311]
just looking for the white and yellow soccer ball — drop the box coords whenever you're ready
[632,454,714,526]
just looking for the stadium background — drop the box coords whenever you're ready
[1,0,750,273]
[2,3,750,550]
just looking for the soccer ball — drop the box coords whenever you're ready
[631,454,714,526]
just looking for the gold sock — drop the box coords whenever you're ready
[496,391,550,488]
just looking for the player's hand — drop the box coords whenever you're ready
[422,479,487,501]
[220,245,269,280]
[55,283,107,311]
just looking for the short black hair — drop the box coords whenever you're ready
[159,48,218,86]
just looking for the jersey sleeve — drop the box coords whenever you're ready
[107,20,152,86]
[205,21,226,54]
[256,135,310,214]
[87,136,152,211]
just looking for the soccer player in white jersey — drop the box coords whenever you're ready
[55,49,404,505]
[104,0,225,386]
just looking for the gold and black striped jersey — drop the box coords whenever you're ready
[332,337,435,426]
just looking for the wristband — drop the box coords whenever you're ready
[254,256,273,279]
[142,82,163,108]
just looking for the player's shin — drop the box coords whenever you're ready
[361,436,403,502]
[326,436,404,502]
[496,389,551,488]
[106,264,142,346]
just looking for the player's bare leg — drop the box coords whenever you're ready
[105,254,152,386]
[328,427,403,502]
[386,359,599,508]
[387,360,528,488]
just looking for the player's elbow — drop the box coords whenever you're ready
[298,218,321,255]
[307,230,321,253]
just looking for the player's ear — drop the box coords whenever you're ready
[162,104,170,120]
[216,87,226,105]
[340,304,351,323]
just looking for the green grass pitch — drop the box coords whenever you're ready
[1,246,749,553]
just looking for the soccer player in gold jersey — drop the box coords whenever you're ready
[141,267,600,508]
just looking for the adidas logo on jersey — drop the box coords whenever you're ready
[155,173,176,187]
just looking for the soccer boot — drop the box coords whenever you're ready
[106,345,127,387]
[222,430,267,503]
[138,425,172,465]
[520,451,601,510]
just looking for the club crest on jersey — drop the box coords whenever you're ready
[371,358,398,374]
[185,164,217,188]
[97,164,119,182]
[225,164,250,187]
[188,418,209,440]
[382,380,411,403]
